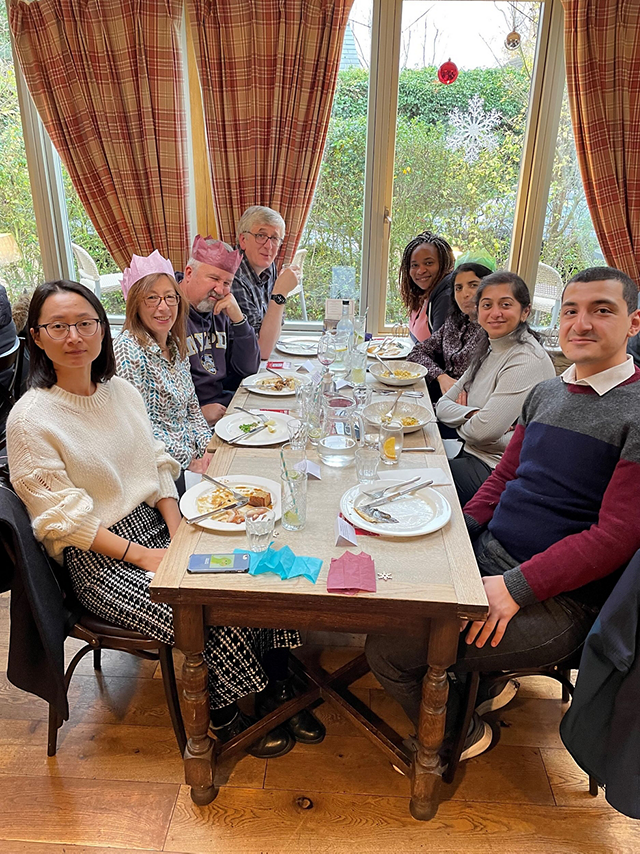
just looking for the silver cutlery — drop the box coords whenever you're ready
[403,446,436,452]
[373,352,394,376]
[361,475,421,500]
[382,391,404,423]
[360,479,433,512]
[228,423,268,443]
[200,473,247,500]
[185,497,250,525]
[374,389,424,398]
[354,505,399,525]
[234,405,267,423]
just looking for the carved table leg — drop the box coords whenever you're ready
[410,617,459,821]
[173,605,217,805]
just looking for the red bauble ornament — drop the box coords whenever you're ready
[437,60,458,85]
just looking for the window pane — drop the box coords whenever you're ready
[386,0,541,326]
[290,0,373,322]
[0,5,43,305]
[61,165,125,315]
[533,82,602,327]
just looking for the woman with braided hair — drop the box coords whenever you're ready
[399,231,455,343]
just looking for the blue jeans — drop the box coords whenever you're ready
[365,530,597,727]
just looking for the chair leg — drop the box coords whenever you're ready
[443,671,480,785]
[93,648,102,670]
[589,775,599,797]
[560,668,572,703]
[159,644,187,754]
[47,704,61,757]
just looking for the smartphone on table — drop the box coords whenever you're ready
[187,553,250,574]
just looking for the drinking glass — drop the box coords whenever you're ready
[353,316,366,347]
[353,384,372,411]
[280,442,306,478]
[245,507,275,552]
[317,333,336,376]
[281,470,308,531]
[332,331,350,374]
[379,419,403,466]
[287,418,308,450]
[355,447,380,484]
[350,346,367,386]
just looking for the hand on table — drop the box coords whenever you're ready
[463,575,520,648]
[134,547,167,574]
[188,452,213,474]
[201,403,227,425]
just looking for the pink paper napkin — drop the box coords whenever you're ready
[327,551,377,595]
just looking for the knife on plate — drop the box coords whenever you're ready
[359,479,433,512]
[185,497,250,525]
[228,423,268,443]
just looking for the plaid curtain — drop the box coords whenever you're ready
[187,0,353,264]
[9,0,189,271]
[563,0,640,283]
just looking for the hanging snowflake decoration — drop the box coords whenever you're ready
[446,95,502,164]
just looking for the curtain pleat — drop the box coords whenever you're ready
[187,0,353,264]
[563,0,640,284]
[9,0,189,271]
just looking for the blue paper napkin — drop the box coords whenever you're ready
[234,546,322,584]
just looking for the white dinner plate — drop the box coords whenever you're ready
[366,338,413,360]
[214,411,294,446]
[276,336,321,356]
[243,371,302,396]
[180,475,282,532]
[363,401,433,434]
[340,483,451,538]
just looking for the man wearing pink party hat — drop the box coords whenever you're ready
[181,237,260,425]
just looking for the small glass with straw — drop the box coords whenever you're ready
[280,444,308,531]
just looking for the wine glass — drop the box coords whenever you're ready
[317,332,336,377]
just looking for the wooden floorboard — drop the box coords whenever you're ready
[1,594,637,853]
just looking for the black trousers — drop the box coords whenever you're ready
[449,449,493,508]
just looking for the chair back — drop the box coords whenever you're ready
[0,337,25,449]
[71,243,100,291]
[535,263,563,301]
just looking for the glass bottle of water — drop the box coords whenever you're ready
[336,300,354,348]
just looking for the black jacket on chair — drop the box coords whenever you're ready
[560,549,640,819]
[0,476,74,721]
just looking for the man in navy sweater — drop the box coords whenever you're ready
[366,267,640,760]
[181,236,260,425]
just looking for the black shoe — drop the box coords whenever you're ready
[256,678,326,745]
[211,709,294,759]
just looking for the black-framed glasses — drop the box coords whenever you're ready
[244,231,284,248]
[143,293,180,308]
[37,319,102,340]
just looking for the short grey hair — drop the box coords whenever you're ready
[237,205,286,240]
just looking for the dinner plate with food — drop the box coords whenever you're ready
[243,371,302,396]
[276,336,321,356]
[180,475,281,531]
[369,360,428,387]
[340,482,451,538]
[214,411,294,446]
[366,338,412,360]
[363,400,432,434]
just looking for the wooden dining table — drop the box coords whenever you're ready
[150,358,488,821]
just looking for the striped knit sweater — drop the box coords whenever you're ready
[464,369,640,607]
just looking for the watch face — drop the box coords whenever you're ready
[271,293,286,305]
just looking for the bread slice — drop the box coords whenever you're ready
[248,488,271,507]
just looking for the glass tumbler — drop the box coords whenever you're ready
[355,447,380,484]
[350,346,367,386]
[280,470,308,531]
[287,417,308,450]
[245,507,275,552]
[379,419,403,466]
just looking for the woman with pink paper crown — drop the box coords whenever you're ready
[180,236,260,426]
[114,250,213,487]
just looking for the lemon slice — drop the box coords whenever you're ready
[383,437,397,460]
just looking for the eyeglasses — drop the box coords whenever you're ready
[37,319,102,340]
[143,293,180,308]
[244,231,284,248]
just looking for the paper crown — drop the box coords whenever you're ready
[191,235,242,275]
[121,250,175,299]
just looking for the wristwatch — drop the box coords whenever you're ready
[270,293,287,305]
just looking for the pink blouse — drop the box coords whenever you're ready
[409,301,431,343]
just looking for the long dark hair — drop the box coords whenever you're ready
[28,280,115,390]
[449,262,493,324]
[463,271,540,391]
[399,231,455,314]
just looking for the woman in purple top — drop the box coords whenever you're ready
[407,262,491,400]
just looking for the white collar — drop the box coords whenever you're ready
[561,354,636,396]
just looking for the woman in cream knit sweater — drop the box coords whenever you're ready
[6,280,313,758]
[436,271,555,506]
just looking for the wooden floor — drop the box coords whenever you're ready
[0,592,637,854]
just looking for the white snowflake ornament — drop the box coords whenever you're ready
[447,95,502,164]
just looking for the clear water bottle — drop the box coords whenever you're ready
[336,300,354,349]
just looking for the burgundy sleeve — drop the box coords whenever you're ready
[463,423,525,525]
[518,458,640,601]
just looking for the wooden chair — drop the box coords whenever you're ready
[48,606,187,757]
[443,652,599,796]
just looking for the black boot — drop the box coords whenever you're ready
[211,709,294,759]
[256,678,326,744]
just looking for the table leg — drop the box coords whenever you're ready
[410,617,459,821]
[173,605,217,805]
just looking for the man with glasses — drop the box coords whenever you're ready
[232,205,301,360]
